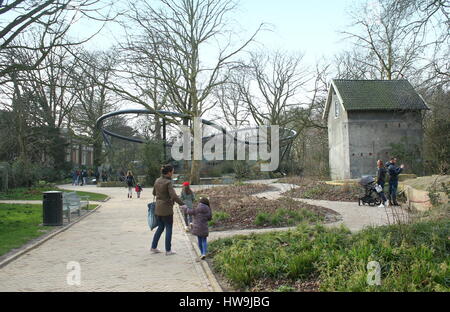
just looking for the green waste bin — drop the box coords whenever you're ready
[43,191,63,226]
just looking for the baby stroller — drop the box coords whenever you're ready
[358,176,382,206]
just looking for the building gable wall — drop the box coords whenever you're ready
[328,92,351,180]
[347,111,423,178]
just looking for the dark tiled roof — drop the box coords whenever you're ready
[332,79,428,111]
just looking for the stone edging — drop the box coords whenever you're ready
[174,205,223,292]
[0,204,102,269]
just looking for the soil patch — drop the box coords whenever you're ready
[281,178,361,202]
[195,184,341,230]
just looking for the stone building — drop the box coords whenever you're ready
[323,79,429,180]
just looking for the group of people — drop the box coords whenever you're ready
[71,168,110,186]
[150,165,212,260]
[71,169,89,186]
[375,157,405,208]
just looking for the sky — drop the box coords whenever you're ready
[81,0,358,64]
[71,0,361,122]
[234,0,356,63]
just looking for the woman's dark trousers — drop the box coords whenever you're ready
[379,181,387,204]
[151,215,174,251]
[389,180,399,204]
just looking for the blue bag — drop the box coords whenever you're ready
[147,202,158,231]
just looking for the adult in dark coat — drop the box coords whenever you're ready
[183,197,212,259]
[387,157,404,206]
[151,165,184,256]
[376,160,388,207]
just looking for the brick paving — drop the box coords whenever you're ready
[0,185,212,292]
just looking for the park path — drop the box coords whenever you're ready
[0,185,213,292]
[207,180,408,241]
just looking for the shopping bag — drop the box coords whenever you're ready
[147,202,158,231]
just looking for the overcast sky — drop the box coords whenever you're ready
[72,0,361,125]
[80,0,357,64]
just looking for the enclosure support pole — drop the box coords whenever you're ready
[163,118,167,161]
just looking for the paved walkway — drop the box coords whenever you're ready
[253,182,401,232]
[0,185,212,292]
[207,180,408,240]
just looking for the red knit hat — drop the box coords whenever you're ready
[182,182,190,186]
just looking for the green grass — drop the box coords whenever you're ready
[254,209,323,227]
[0,203,100,256]
[0,204,51,256]
[209,220,450,291]
[0,186,108,201]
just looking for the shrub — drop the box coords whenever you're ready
[10,158,40,188]
[210,220,449,291]
[209,211,231,226]
[254,212,271,226]
[233,161,251,180]
[141,140,164,186]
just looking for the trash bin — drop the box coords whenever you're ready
[43,191,63,226]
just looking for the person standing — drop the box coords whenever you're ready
[376,160,388,208]
[135,183,143,198]
[76,169,81,186]
[95,169,100,184]
[151,165,184,256]
[101,170,107,182]
[387,157,405,206]
[126,171,136,198]
[71,169,77,186]
[181,182,195,232]
[82,170,88,186]
[182,197,212,260]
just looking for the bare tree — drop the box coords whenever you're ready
[238,50,309,127]
[120,0,262,184]
[334,50,380,80]
[0,0,116,84]
[392,0,449,40]
[214,71,250,129]
[70,49,119,167]
[341,0,430,81]
[1,42,79,166]
[284,61,330,175]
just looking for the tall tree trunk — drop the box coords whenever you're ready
[93,133,103,167]
[190,159,201,185]
[154,117,162,140]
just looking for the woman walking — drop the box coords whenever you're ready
[376,160,388,208]
[181,182,195,232]
[126,171,136,198]
[151,165,184,256]
[183,197,212,260]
